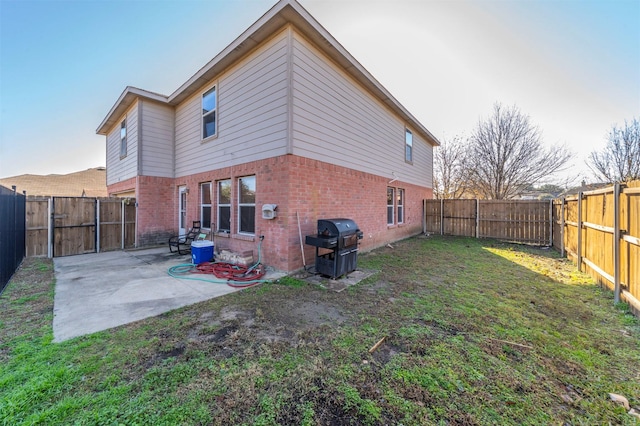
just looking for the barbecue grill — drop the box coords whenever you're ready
[305,218,363,279]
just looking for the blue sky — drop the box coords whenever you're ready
[1,0,638,185]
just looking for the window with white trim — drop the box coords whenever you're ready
[387,187,395,225]
[238,176,256,235]
[202,86,217,139]
[397,188,404,224]
[200,182,212,229]
[217,179,231,232]
[120,120,127,158]
[405,128,413,163]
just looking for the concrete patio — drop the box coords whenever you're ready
[52,247,284,342]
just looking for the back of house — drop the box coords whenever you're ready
[96,0,439,273]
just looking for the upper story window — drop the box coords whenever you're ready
[202,86,217,139]
[217,179,231,232]
[238,176,256,235]
[120,120,127,158]
[387,187,395,225]
[200,182,212,229]
[405,129,413,163]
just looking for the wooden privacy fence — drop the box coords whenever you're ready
[424,199,552,245]
[26,196,136,257]
[553,181,640,315]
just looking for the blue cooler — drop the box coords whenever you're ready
[191,240,214,264]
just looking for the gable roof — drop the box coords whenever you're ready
[0,167,108,197]
[96,0,440,147]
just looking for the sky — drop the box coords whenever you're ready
[0,0,638,187]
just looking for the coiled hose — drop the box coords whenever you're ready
[167,237,270,288]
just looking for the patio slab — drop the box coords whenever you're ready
[52,247,284,342]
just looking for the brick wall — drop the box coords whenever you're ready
[107,177,135,196]
[107,155,432,272]
[172,154,431,272]
[136,176,175,246]
[285,155,432,271]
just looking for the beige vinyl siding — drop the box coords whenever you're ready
[106,101,138,185]
[140,100,174,178]
[291,33,433,188]
[174,29,289,177]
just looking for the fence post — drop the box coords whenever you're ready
[577,191,583,271]
[48,197,53,258]
[548,199,553,246]
[560,198,565,257]
[121,199,126,250]
[475,199,480,238]
[613,182,621,304]
[440,199,444,236]
[96,199,101,253]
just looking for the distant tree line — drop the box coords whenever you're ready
[434,103,572,199]
[434,103,639,199]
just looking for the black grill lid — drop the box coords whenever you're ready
[318,218,359,237]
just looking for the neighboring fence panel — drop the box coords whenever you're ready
[552,180,640,315]
[25,197,136,257]
[425,199,551,244]
[479,200,551,245]
[0,185,26,292]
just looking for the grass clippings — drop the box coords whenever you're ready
[1,236,639,425]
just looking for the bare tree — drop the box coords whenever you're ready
[433,136,469,199]
[465,103,572,199]
[587,118,640,183]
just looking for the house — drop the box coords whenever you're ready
[0,167,108,197]
[96,0,439,273]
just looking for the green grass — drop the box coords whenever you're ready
[1,237,639,425]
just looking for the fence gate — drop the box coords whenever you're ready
[53,197,97,257]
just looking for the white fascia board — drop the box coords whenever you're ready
[96,86,169,135]
[167,0,439,146]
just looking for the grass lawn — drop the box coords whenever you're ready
[1,235,639,425]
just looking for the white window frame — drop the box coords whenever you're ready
[200,182,212,230]
[238,176,256,235]
[202,85,217,140]
[397,188,404,224]
[217,179,231,233]
[405,128,413,163]
[120,119,127,158]
[387,187,395,225]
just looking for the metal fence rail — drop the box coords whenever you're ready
[0,185,26,292]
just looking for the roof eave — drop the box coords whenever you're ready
[167,0,440,146]
[96,86,169,135]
